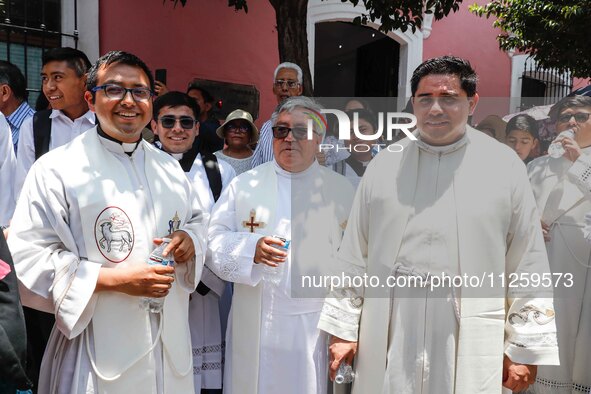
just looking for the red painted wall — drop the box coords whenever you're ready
[423,2,511,120]
[99,0,279,125]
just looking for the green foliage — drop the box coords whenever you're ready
[175,0,463,33]
[470,0,591,77]
[348,0,463,33]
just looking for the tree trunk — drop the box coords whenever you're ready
[269,0,314,96]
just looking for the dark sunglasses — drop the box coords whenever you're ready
[271,126,314,140]
[158,116,197,130]
[225,124,251,134]
[557,112,590,124]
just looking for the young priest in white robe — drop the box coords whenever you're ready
[207,96,354,394]
[8,51,206,394]
[319,56,559,394]
[151,91,236,393]
[527,95,591,394]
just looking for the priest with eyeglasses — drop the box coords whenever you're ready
[9,52,206,393]
[207,96,354,394]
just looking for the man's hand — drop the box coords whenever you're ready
[541,221,551,242]
[253,236,287,267]
[154,81,169,96]
[561,136,582,162]
[503,355,537,392]
[328,336,357,381]
[97,264,175,297]
[155,230,195,264]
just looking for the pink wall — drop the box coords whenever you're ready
[99,0,279,126]
[424,2,511,121]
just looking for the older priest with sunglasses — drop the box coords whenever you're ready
[207,96,354,394]
[8,52,206,393]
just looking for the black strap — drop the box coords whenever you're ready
[201,150,223,202]
[178,141,222,297]
[196,281,211,296]
[194,150,222,297]
[177,140,222,202]
[32,109,53,161]
[178,141,200,173]
[345,155,367,177]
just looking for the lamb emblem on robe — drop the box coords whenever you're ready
[94,207,135,263]
[99,222,133,252]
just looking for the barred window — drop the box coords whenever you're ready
[520,57,573,111]
[0,0,78,106]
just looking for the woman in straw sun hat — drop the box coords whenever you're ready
[214,109,259,175]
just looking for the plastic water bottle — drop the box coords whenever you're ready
[335,362,355,384]
[548,129,575,158]
[140,238,174,313]
[263,235,290,285]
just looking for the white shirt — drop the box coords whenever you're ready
[14,109,95,199]
[0,113,16,227]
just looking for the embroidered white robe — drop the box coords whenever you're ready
[318,128,559,394]
[8,128,206,394]
[207,160,354,394]
[527,149,591,394]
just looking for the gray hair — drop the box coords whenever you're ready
[273,62,303,84]
[271,96,327,136]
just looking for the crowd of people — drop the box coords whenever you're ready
[0,47,590,394]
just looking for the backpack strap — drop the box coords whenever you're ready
[32,109,53,161]
[201,150,223,202]
[344,155,367,177]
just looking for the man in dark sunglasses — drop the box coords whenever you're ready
[152,91,236,394]
[527,94,591,392]
[207,96,354,394]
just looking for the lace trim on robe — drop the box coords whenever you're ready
[321,303,359,326]
[212,233,252,282]
[529,378,591,393]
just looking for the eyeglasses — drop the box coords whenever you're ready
[413,96,463,107]
[158,116,197,129]
[557,112,590,124]
[274,80,300,89]
[225,123,251,134]
[272,126,317,140]
[92,84,153,102]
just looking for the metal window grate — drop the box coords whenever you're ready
[520,57,573,111]
[0,0,78,106]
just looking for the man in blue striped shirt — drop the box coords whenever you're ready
[250,62,303,168]
[0,61,35,154]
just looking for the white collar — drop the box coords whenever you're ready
[416,132,468,155]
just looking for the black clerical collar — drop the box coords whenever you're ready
[97,125,141,155]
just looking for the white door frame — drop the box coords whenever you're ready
[307,0,424,100]
[62,0,100,62]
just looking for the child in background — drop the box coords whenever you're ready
[505,114,540,163]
